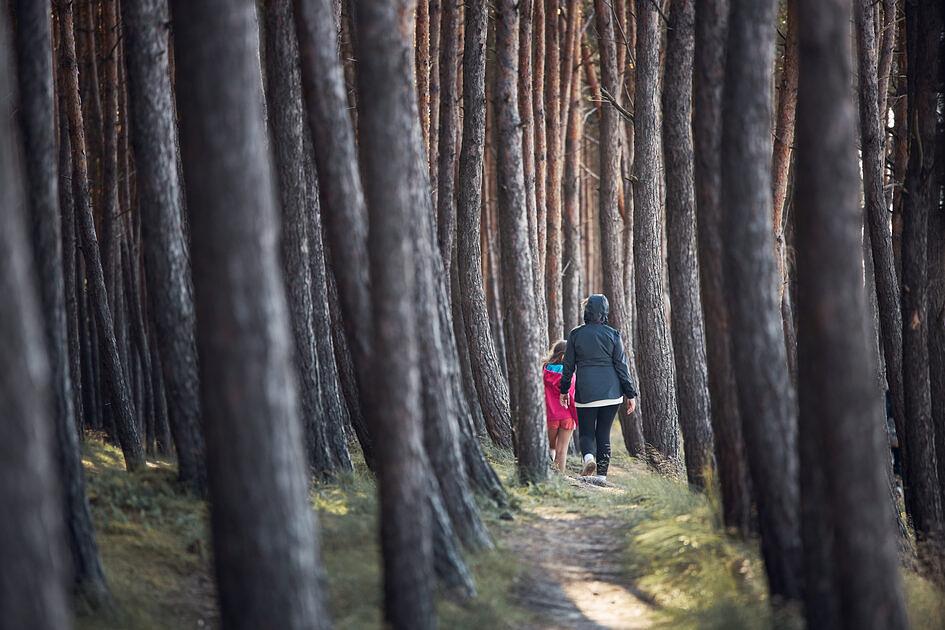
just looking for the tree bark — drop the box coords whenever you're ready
[17,0,111,608]
[495,0,549,484]
[519,0,548,338]
[435,0,459,271]
[350,0,438,623]
[263,0,335,476]
[562,27,583,334]
[457,0,515,450]
[663,0,714,488]
[100,0,122,306]
[771,0,798,287]
[59,79,85,438]
[596,0,645,459]
[900,0,944,539]
[0,11,71,624]
[855,0,911,516]
[121,0,207,492]
[795,1,910,626]
[721,0,802,601]
[171,2,331,627]
[532,0,547,314]
[543,0,564,342]
[416,0,431,153]
[303,132,353,473]
[634,0,680,461]
[59,0,145,471]
[428,0,442,207]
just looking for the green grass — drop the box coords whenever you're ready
[76,433,945,629]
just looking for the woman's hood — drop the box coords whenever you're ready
[584,294,609,323]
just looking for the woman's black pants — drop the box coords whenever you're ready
[576,404,619,476]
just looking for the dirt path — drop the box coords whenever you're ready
[503,477,655,629]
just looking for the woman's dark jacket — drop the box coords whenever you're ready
[559,295,638,404]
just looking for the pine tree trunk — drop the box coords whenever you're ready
[662,0,714,488]
[771,0,798,288]
[532,0,547,305]
[262,0,335,476]
[900,0,944,539]
[562,32,583,334]
[100,0,122,306]
[121,0,207,492]
[633,0,680,461]
[59,88,85,437]
[172,2,331,626]
[595,1,645,459]
[722,0,802,601]
[543,0,563,341]
[519,0,547,337]
[855,0,911,517]
[17,0,111,608]
[59,0,145,471]
[457,0,515,450]
[435,0,459,271]
[303,133,353,472]
[795,1,909,625]
[495,0,549,484]
[0,11,71,623]
[350,0,438,623]
[428,0,442,207]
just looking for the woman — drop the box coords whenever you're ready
[559,294,638,479]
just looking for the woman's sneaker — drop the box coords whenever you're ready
[582,453,597,476]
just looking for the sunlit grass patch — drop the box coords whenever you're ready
[78,437,214,630]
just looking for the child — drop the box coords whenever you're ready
[543,340,577,473]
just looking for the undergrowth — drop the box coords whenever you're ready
[76,432,945,629]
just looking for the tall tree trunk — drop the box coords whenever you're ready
[303,134,353,472]
[0,10,71,624]
[543,0,563,341]
[900,0,944,540]
[457,0,515,450]
[495,0,549,484]
[795,2,909,626]
[855,0,911,519]
[17,0,110,608]
[59,0,145,471]
[633,0,680,461]
[435,0,459,271]
[122,0,207,492]
[59,82,85,438]
[562,36,583,333]
[663,0,714,488]
[594,2,645,459]
[100,0,122,306]
[532,0,547,289]
[929,166,945,515]
[722,0,802,601]
[771,0,798,287]
[262,0,334,476]
[350,0,438,624]
[416,0,431,154]
[172,2,330,627]
[428,0,442,207]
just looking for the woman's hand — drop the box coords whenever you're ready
[560,394,570,408]
[627,397,637,414]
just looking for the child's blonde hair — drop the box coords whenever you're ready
[542,340,567,368]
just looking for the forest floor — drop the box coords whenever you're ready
[76,432,945,630]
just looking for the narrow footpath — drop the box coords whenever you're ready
[500,463,656,629]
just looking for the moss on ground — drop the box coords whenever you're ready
[76,433,944,629]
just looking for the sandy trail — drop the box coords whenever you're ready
[504,478,655,629]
